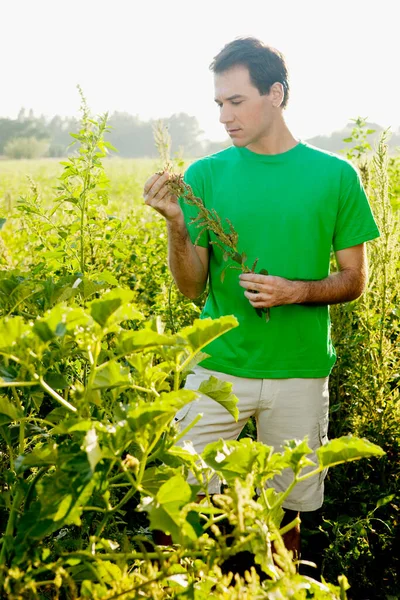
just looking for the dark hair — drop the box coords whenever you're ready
[209,37,290,108]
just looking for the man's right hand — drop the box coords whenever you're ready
[143,171,183,222]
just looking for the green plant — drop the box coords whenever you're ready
[0,105,398,599]
[0,289,385,598]
[322,129,400,598]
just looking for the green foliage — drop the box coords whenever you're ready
[0,107,398,599]
[323,127,400,598]
[0,288,380,598]
[4,136,50,159]
[342,116,376,162]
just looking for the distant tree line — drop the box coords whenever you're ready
[307,122,400,155]
[0,108,226,159]
[0,108,399,159]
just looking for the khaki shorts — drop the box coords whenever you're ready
[174,366,329,512]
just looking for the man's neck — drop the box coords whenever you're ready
[246,121,298,155]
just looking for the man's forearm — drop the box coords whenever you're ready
[293,269,366,306]
[167,215,207,299]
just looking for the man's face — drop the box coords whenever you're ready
[214,65,276,152]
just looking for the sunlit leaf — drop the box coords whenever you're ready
[90,288,136,326]
[202,438,261,484]
[198,376,239,421]
[179,316,238,352]
[0,395,24,425]
[142,474,198,542]
[317,435,385,468]
[283,438,315,475]
[93,360,131,390]
[0,317,29,349]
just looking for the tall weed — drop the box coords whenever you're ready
[323,130,400,598]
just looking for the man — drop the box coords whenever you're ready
[143,37,380,557]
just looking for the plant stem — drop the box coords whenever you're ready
[12,387,24,455]
[39,376,77,413]
[0,486,23,567]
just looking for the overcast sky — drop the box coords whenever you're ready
[2,0,399,141]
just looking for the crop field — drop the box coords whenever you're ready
[0,110,399,600]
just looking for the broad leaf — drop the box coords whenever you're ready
[142,474,198,542]
[283,438,316,475]
[93,360,131,390]
[141,466,179,496]
[15,443,58,473]
[179,316,238,352]
[117,329,177,354]
[90,288,136,326]
[198,376,239,421]
[202,438,262,484]
[0,395,24,425]
[0,317,29,350]
[127,390,197,433]
[317,435,385,468]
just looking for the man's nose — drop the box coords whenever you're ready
[219,105,234,124]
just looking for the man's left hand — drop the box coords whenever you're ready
[239,273,301,308]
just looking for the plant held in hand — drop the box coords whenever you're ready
[154,122,270,321]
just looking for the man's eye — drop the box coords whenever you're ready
[231,101,242,106]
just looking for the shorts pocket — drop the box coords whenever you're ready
[318,416,329,484]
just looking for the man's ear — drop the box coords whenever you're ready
[270,82,284,108]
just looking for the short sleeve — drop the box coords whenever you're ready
[178,161,209,248]
[333,163,380,251]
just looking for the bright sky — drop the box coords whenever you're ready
[1,0,399,142]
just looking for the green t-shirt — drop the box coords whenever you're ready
[180,141,380,378]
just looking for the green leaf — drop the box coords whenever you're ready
[117,329,177,354]
[93,360,131,390]
[0,317,29,349]
[375,494,395,509]
[141,466,178,495]
[90,288,135,326]
[33,305,90,342]
[0,218,6,230]
[343,137,353,143]
[179,316,238,353]
[15,443,58,473]
[81,279,108,299]
[0,395,24,425]
[283,438,315,475]
[167,443,199,467]
[198,376,239,421]
[202,438,261,484]
[90,288,141,327]
[316,436,385,469]
[91,270,118,286]
[142,474,198,542]
[45,373,69,390]
[127,390,197,432]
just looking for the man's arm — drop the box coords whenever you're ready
[295,243,368,305]
[239,243,368,308]
[143,172,209,300]
[167,214,209,299]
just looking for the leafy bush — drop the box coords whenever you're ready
[0,290,384,599]
[4,137,50,159]
[0,100,398,599]
[319,128,400,599]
